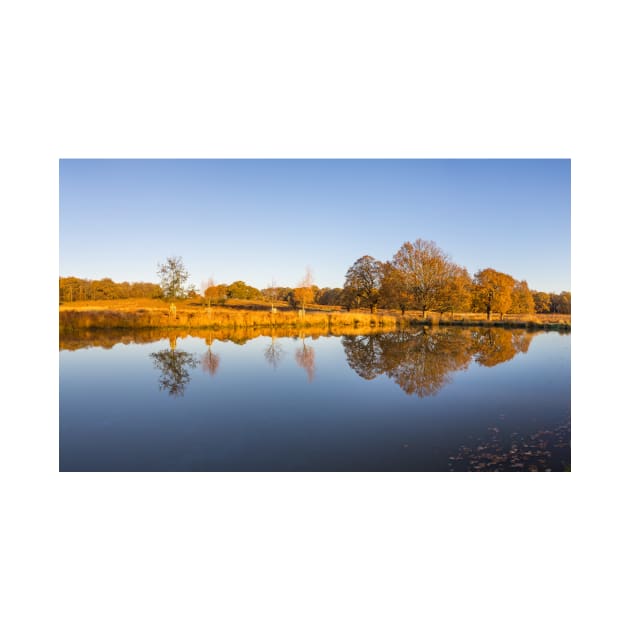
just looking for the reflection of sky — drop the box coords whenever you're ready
[59,332,570,471]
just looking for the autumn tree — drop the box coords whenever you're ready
[202,277,214,307]
[339,286,361,311]
[509,280,535,314]
[92,278,118,300]
[316,287,344,306]
[59,277,163,302]
[440,265,472,317]
[293,267,315,315]
[390,239,454,317]
[226,280,261,300]
[343,255,383,313]
[532,291,551,313]
[157,256,191,300]
[59,276,84,302]
[472,268,515,320]
[379,262,414,314]
[550,291,571,314]
[202,277,226,308]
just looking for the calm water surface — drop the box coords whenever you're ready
[59,327,570,471]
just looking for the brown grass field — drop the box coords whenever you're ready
[59,298,571,333]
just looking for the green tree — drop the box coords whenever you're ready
[157,256,190,300]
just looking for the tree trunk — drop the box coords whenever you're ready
[486,306,491,320]
[370,304,375,314]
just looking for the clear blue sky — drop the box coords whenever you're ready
[59,159,570,293]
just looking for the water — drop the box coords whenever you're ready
[59,327,571,471]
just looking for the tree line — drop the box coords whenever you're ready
[59,276,163,302]
[60,243,570,317]
[336,239,570,318]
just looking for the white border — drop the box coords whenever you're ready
[3,1,626,629]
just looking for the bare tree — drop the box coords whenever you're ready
[264,335,284,369]
[266,279,280,313]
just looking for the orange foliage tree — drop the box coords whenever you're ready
[509,280,535,314]
[390,239,454,317]
[293,268,315,315]
[472,268,515,320]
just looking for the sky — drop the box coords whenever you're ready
[59,159,570,293]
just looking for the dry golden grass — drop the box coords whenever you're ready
[59,300,570,332]
[59,298,185,312]
[59,305,399,333]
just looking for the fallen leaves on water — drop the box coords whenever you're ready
[448,422,570,472]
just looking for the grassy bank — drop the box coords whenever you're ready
[59,302,571,333]
[59,307,400,333]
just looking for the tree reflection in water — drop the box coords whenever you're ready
[295,334,315,382]
[343,333,383,380]
[264,335,284,370]
[150,340,200,396]
[201,338,220,376]
[343,327,537,398]
[470,328,533,367]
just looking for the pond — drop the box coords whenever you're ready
[59,327,570,471]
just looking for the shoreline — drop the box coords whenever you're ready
[59,307,570,333]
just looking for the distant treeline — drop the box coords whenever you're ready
[60,238,571,317]
[59,277,163,302]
